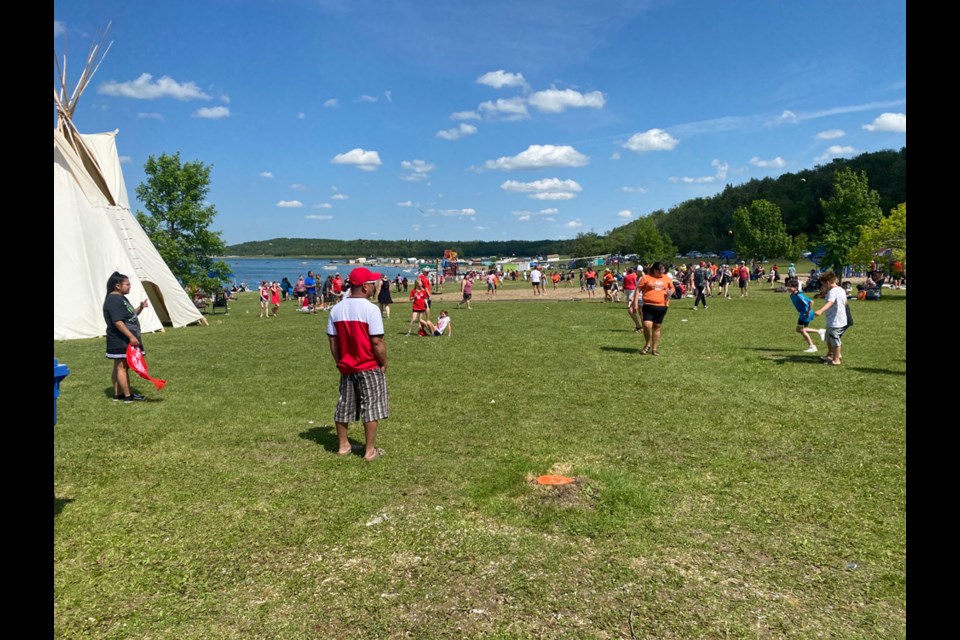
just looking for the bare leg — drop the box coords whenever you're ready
[642,320,653,350]
[113,359,131,397]
[798,327,815,348]
[651,322,663,352]
[363,420,379,459]
[335,421,352,455]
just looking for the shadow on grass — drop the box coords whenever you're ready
[600,346,643,355]
[299,425,351,456]
[101,387,165,402]
[849,367,906,376]
[55,496,74,516]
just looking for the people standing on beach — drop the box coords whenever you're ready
[377,275,393,319]
[304,271,318,313]
[327,267,389,461]
[103,271,150,402]
[280,277,293,301]
[293,275,306,304]
[457,273,474,309]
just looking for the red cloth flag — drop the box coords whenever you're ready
[126,344,167,391]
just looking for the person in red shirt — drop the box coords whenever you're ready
[417,269,432,320]
[636,262,675,356]
[406,279,430,336]
[738,262,750,297]
[332,273,344,302]
[327,267,389,461]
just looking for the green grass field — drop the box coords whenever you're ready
[54,280,906,639]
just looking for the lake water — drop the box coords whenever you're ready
[222,257,429,287]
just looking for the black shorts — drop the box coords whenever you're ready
[641,304,668,324]
[307,292,317,304]
[738,279,748,289]
[461,292,472,300]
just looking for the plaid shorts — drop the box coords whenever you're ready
[334,368,389,424]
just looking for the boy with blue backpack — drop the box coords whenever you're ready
[786,277,825,353]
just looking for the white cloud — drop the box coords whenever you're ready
[400,159,436,182]
[137,112,164,120]
[476,70,528,90]
[290,183,307,191]
[324,98,338,107]
[384,90,392,103]
[564,220,583,229]
[618,210,633,218]
[306,214,333,220]
[119,156,132,164]
[517,215,531,221]
[396,201,414,207]
[778,110,798,123]
[331,193,349,200]
[297,112,306,120]
[331,148,382,171]
[483,144,589,171]
[259,172,274,178]
[478,97,529,120]
[815,145,856,162]
[436,123,477,140]
[412,224,421,232]
[528,88,605,113]
[357,94,379,103]
[440,208,476,217]
[530,192,576,200]
[314,203,333,209]
[544,217,556,222]
[193,106,230,119]
[99,73,212,100]
[474,226,488,230]
[619,186,647,193]
[610,151,621,160]
[540,208,558,214]
[863,112,906,133]
[672,159,729,184]
[749,156,786,169]
[816,129,845,139]
[623,128,679,153]
[500,178,583,193]
[512,208,556,217]
[220,94,231,104]
[450,110,481,121]
[277,200,303,208]
[54,20,65,38]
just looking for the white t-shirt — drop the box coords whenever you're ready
[530,269,542,283]
[436,315,450,334]
[824,286,848,328]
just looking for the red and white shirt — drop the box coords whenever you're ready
[327,297,384,374]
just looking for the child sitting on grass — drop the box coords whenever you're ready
[786,277,825,353]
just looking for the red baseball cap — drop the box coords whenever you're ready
[347,266,382,287]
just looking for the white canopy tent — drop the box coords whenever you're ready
[54,25,205,341]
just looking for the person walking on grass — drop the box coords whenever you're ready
[407,278,430,336]
[623,267,642,332]
[637,261,675,356]
[692,262,710,310]
[328,267,389,462]
[529,265,543,296]
[377,275,393,319]
[814,271,849,366]
[457,273,474,309]
[258,281,270,317]
[738,262,750,297]
[103,271,150,403]
[787,277,825,353]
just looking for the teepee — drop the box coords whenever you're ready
[54,25,206,340]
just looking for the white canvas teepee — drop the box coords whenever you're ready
[54,26,206,341]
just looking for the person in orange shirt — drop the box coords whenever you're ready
[601,268,615,302]
[551,271,561,290]
[636,262,675,356]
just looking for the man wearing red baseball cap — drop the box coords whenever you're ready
[327,266,389,461]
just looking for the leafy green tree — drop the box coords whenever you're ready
[785,232,809,262]
[818,168,883,272]
[135,153,231,292]
[632,216,675,264]
[732,199,790,260]
[849,203,906,267]
[571,231,603,258]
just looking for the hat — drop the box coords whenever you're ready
[347,266,382,287]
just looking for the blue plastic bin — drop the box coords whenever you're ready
[54,358,70,426]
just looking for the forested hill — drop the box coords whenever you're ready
[225,147,905,258]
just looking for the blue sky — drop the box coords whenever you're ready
[54,0,906,246]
